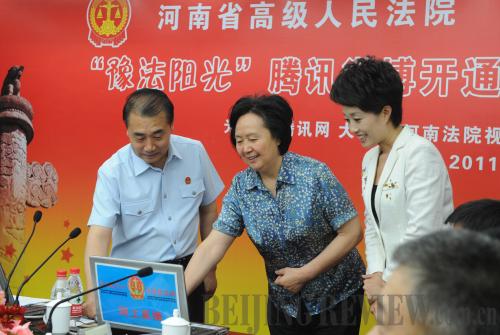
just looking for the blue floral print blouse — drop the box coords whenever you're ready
[213,152,365,317]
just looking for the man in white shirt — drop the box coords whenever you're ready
[83,89,224,322]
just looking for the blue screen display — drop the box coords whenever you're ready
[95,263,180,330]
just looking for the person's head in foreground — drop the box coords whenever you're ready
[229,94,292,175]
[330,55,403,149]
[445,198,500,232]
[369,229,500,335]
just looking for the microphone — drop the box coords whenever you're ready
[14,227,82,305]
[46,266,153,333]
[5,210,43,303]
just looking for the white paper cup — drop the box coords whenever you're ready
[44,301,71,334]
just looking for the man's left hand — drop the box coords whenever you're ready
[203,269,217,301]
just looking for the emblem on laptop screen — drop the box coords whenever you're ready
[87,0,131,48]
[128,276,145,300]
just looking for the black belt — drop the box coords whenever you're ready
[163,254,193,268]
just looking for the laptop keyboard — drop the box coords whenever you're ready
[190,324,229,335]
[191,327,218,335]
[117,325,227,335]
[23,303,47,317]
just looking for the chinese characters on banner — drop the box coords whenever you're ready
[87,0,498,176]
[157,0,457,31]
[91,55,500,99]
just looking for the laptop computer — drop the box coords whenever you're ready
[89,256,228,335]
[0,263,47,317]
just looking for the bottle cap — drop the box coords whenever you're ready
[69,268,80,274]
[56,269,67,277]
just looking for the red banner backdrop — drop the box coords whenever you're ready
[1,1,499,334]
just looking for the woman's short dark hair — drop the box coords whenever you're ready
[229,95,293,155]
[330,56,403,127]
[122,88,174,127]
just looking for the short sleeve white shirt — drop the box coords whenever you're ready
[88,135,224,261]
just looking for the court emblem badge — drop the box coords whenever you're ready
[128,276,145,300]
[87,0,131,48]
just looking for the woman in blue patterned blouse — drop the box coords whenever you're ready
[185,94,366,335]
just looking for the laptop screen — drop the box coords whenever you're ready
[89,256,189,332]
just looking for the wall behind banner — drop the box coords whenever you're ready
[1,0,499,334]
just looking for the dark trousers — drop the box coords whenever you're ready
[163,254,205,323]
[267,287,364,335]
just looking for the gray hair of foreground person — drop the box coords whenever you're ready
[393,230,500,335]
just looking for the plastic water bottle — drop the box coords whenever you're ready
[50,269,69,300]
[66,267,84,319]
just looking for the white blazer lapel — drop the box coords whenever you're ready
[375,127,412,219]
[362,146,382,247]
[363,147,379,211]
[375,150,398,220]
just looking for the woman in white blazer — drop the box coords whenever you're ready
[329,56,454,312]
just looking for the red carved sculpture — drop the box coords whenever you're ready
[0,66,58,272]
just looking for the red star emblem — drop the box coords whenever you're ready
[63,219,70,228]
[4,243,16,258]
[61,247,73,263]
